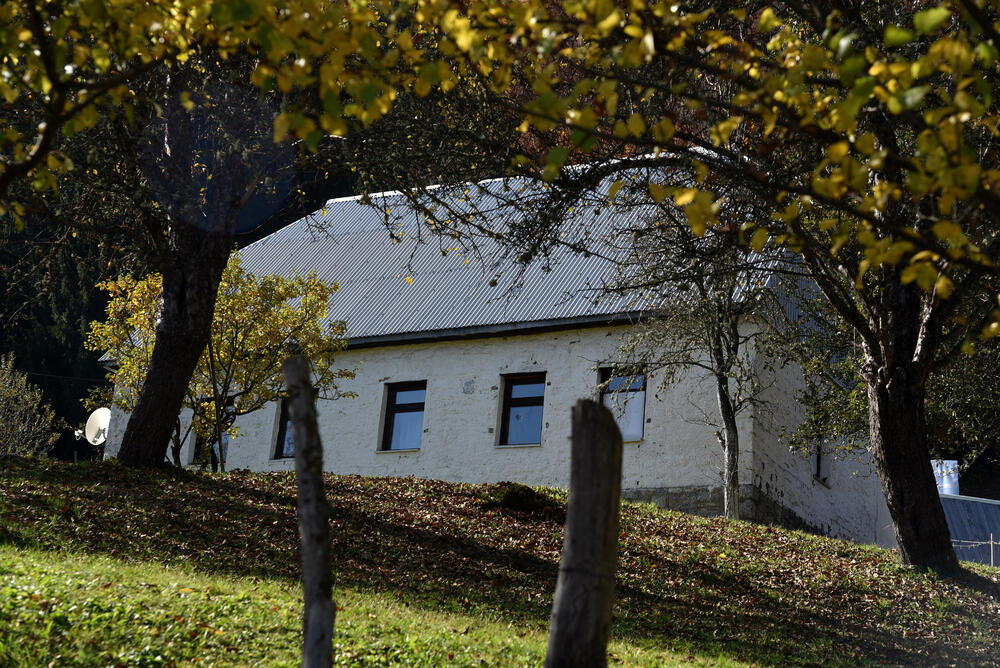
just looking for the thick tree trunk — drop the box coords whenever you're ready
[283,355,335,668]
[546,400,623,668]
[865,367,958,572]
[116,224,231,468]
[715,375,740,520]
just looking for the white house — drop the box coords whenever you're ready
[103,178,894,546]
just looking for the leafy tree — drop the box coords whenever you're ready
[608,181,783,519]
[0,0,180,209]
[340,0,1000,572]
[11,0,1000,570]
[0,353,60,456]
[789,282,1000,489]
[45,49,344,469]
[87,253,353,470]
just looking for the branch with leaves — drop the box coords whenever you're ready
[86,252,354,469]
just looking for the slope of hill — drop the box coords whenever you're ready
[0,457,998,666]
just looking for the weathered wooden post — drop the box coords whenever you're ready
[282,354,335,668]
[546,399,624,668]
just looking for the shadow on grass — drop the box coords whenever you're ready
[0,457,996,666]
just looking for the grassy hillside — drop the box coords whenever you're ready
[0,457,998,666]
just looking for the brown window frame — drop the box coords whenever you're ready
[273,398,294,459]
[499,373,546,446]
[381,381,428,451]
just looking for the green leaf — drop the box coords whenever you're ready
[546,147,569,170]
[888,85,930,113]
[884,25,914,47]
[233,2,253,21]
[975,41,998,66]
[838,55,867,86]
[914,6,951,35]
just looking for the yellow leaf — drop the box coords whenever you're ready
[935,275,954,299]
[273,114,290,143]
[931,221,963,241]
[627,113,646,137]
[826,141,850,162]
[652,118,675,143]
[758,8,781,31]
[608,179,623,200]
[649,182,667,203]
[675,188,698,206]
[711,116,741,145]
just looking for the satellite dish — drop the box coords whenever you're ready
[85,407,111,446]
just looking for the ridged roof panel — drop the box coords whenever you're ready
[240,177,649,340]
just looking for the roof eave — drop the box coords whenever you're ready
[344,312,648,349]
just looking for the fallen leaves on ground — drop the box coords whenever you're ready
[0,456,997,665]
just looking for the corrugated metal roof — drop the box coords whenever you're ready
[240,176,655,342]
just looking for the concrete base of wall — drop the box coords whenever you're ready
[623,484,824,536]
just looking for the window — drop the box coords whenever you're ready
[813,441,829,485]
[273,398,294,459]
[382,381,427,451]
[500,373,546,445]
[599,368,645,442]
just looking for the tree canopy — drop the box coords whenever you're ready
[8,0,1000,569]
[87,252,352,468]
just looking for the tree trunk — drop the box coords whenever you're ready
[864,364,958,572]
[170,417,183,467]
[546,400,623,668]
[283,355,335,668]
[715,374,740,520]
[116,224,232,468]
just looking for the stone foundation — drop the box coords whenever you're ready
[623,483,824,535]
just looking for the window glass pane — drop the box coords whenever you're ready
[281,420,295,458]
[506,405,543,444]
[603,390,645,441]
[395,388,425,405]
[607,374,644,392]
[389,411,424,450]
[510,381,545,399]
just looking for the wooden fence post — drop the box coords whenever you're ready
[546,399,623,668]
[283,355,335,668]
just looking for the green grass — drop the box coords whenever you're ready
[0,547,714,666]
[1,457,999,666]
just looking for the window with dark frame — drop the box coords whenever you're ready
[813,441,829,484]
[381,381,427,451]
[500,373,546,446]
[599,368,646,442]
[273,398,295,459]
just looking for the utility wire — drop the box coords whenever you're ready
[21,370,108,383]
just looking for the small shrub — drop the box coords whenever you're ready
[0,353,61,457]
[480,481,564,520]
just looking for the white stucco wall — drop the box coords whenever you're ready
[750,351,894,545]
[104,404,197,465]
[223,325,754,493]
[103,322,888,545]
